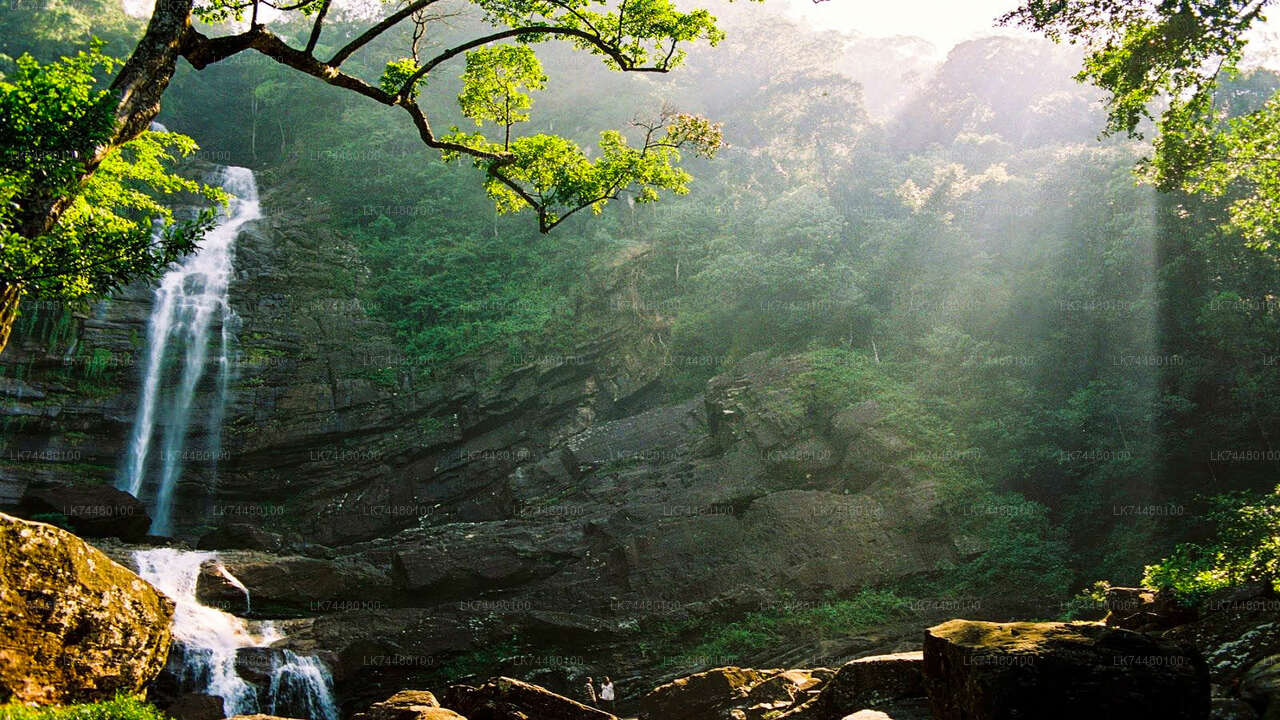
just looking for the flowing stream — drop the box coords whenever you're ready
[117,166,256,535]
[133,548,340,720]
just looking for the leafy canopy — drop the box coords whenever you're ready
[1004,0,1280,245]
[0,46,222,302]
[457,44,547,141]
[1144,487,1280,602]
[445,108,721,228]
[174,0,731,232]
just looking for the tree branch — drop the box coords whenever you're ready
[399,23,667,99]
[305,0,331,54]
[179,7,690,234]
[328,0,440,66]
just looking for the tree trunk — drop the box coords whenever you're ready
[0,283,21,358]
[14,0,196,241]
[1,0,195,357]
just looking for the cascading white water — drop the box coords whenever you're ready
[118,167,257,535]
[134,548,271,716]
[268,651,341,720]
[133,548,340,720]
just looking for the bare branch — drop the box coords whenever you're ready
[398,23,668,99]
[305,0,332,54]
[328,0,440,66]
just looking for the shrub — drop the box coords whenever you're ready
[1144,488,1280,603]
[0,696,169,720]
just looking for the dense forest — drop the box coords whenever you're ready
[10,0,1276,587]
[6,0,1280,717]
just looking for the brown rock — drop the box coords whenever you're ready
[17,485,151,542]
[165,693,227,720]
[351,689,447,720]
[922,619,1209,720]
[799,651,924,718]
[1104,586,1198,631]
[0,512,174,704]
[198,522,286,553]
[637,667,770,720]
[443,677,614,720]
[195,551,390,617]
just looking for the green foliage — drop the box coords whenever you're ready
[457,45,546,139]
[447,112,721,228]
[28,512,71,530]
[948,492,1074,599]
[1144,489,1280,602]
[654,589,914,668]
[0,696,169,720]
[0,46,222,302]
[1061,580,1111,621]
[471,0,724,69]
[1005,0,1280,241]
[379,58,423,100]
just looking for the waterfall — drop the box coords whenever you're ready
[134,548,340,720]
[268,651,341,720]
[118,166,257,536]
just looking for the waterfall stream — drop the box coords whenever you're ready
[133,548,340,720]
[117,166,257,536]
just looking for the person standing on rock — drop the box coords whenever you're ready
[584,676,597,706]
[599,676,615,711]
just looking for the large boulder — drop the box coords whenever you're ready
[15,485,151,542]
[922,620,1209,720]
[195,551,391,617]
[1104,586,1198,631]
[791,652,924,718]
[442,677,615,720]
[353,690,468,720]
[1241,654,1280,716]
[0,512,174,704]
[636,667,775,720]
[740,669,828,717]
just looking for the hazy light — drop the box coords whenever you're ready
[782,0,1027,50]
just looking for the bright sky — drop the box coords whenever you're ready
[781,0,1032,51]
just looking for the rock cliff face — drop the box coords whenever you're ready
[0,512,173,704]
[0,164,974,712]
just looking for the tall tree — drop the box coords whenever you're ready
[1004,0,1280,245]
[0,0,729,354]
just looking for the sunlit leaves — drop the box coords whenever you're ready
[1174,94,1280,248]
[457,45,546,138]
[0,46,117,193]
[1005,0,1280,245]
[443,110,721,229]
[1005,0,1261,138]
[1144,488,1280,601]
[469,0,722,70]
[192,0,327,24]
[379,57,422,99]
[0,49,221,300]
